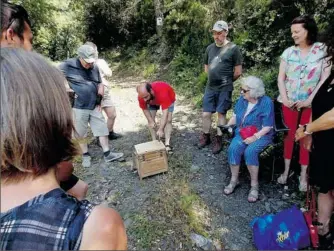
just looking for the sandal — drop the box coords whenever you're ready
[277,171,295,185]
[223,180,240,195]
[248,185,259,203]
[165,145,173,154]
[299,176,307,192]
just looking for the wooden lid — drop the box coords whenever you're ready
[134,140,166,154]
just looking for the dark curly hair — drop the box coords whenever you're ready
[291,15,318,45]
[323,24,334,68]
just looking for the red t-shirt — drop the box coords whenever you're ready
[138,81,176,110]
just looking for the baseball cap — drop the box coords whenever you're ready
[212,20,229,32]
[77,44,96,63]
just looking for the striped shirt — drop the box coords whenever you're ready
[1,188,94,250]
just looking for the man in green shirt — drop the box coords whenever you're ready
[198,20,243,154]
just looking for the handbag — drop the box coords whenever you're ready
[251,205,310,250]
[239,125,258,140]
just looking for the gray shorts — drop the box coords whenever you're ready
[73,108,109,137]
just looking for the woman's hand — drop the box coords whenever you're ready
[244,136,257,145]
[282,98,296,109]
[295,125,307,141]
[303,135,312,152]
[295,98,312,110]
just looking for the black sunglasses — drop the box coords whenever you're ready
[240,88,250,94]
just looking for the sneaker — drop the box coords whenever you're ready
[212,135,223,154]
[108,131,122,140]
[197,133,211,149]
[82,155,91,168]
[104,151,124,162]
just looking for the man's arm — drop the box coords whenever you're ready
[158,109,169,131]
[143,109,156,126]
[97,84,104,96]
[233,65,242,81]
[204,64,208,73]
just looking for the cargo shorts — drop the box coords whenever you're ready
[73,108,109,137]
[203,89,232,114]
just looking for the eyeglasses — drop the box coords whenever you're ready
[240,88,250,94]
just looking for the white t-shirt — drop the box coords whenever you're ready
[232,102,257,119]
[96,58,112,87]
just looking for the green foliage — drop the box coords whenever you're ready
[19,0,333,102]
[11,0,86,60]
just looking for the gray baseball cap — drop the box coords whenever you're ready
[77,44,96,63]
[212,20,229,32]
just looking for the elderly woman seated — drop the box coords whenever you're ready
[223,76,274,202]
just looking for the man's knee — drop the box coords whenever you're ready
[67,179,88,200]
[104,107,117,120]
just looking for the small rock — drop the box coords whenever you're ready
[276,200,284,207]
[265,202,271,213]
[190,233,214,251]
[213,239,223,251]
[209,175,214,180]
[124,218,132,229]
[190,164,200,173]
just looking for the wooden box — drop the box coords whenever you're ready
[133,140,168,179]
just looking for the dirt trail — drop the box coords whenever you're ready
[75,78,301,250]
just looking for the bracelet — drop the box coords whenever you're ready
[254,133,261,139]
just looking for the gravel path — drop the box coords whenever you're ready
[74,78,303,250]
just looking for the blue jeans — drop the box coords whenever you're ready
[228,133,272,166]
[148,102,175,112]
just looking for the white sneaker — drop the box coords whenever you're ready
[82,155,91,168]
[104,152,124,162]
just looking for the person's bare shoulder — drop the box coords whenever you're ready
[80,205,127,250]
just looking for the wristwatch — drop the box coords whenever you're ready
[303,124,313,135]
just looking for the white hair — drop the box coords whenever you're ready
[242,76,265,99]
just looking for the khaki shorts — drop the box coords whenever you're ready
[73,108,109,137]
[101,86,114,108]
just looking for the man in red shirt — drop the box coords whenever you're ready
[137,81,176,152]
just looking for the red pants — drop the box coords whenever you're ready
[282,105,311,165]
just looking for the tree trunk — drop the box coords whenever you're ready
[154,0,163,36]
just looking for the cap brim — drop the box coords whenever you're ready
[211,28,227,32]
[83,58,95,63]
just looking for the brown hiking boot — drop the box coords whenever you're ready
[197,133,211,149]
[212,135,223,154]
